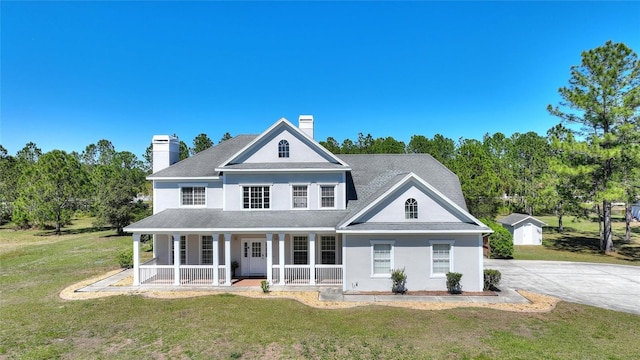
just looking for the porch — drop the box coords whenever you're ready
[131,232,343,286]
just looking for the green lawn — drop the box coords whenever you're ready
[512,215,640,265]
[2,218,640,359]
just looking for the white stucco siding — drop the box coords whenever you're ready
[236,128,334,163]
[359,183,466,223]
[153,181,223,213]
[223,173,345,210]
[344,234,483,292]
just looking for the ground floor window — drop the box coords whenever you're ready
[171,236,187,264]
[293,236,308,264]
[430,241,454,276]
[201,236,213,265]
[321,236,336,264]
[371,240,394,276]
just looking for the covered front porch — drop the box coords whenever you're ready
[131,232,343,287]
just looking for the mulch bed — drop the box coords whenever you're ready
[345,290,498,296]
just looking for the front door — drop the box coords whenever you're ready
[241,239,267,276]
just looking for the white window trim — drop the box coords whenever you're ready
[240,184,272,210]
[370,240,395,278]
[201,235,213,265]
[290,184,310,210]
[318,183,337,209]
[291,235,309,265]
[320,235,337,265]
[171,236,188,265]
[429,240,454,278]
[178,183,207,208]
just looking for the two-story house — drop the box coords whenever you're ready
[124,116,490,292]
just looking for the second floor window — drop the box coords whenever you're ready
[320,185,335,208]
[182,187,205,206]
[278,139,289,158]
[243,186,270,209]
[292,185,308,208]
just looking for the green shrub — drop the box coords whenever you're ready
[483,269,502,290]
[482,218,514,259]
[446,272,463,294]
[390,268,407,294]
[260,280,270,293]
[117,248,133,269]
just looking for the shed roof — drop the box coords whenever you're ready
[498,213,546,227]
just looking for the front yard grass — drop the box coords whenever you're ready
[1,218,640,358]
[513,215,640,265]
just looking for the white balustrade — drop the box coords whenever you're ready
[315,265,343,284]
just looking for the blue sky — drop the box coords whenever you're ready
[2,1,639,159]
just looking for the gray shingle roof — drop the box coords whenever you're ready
[498,213,546,226]
[221,162,348,170]
[149,135,257,178]
[125,208,349,232]
[339,154,468,212]
[340,222,490,232]
[136,139,480,233]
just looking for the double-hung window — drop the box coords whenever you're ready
[320,185,335,208]
[293,236,308,265]
[321,236,336,264]
[430,241,454,276]
[201,236,213,265]
[292,185,308,209]
[243,186,270,209]
[371,240,394,277]
[181,186,205,206]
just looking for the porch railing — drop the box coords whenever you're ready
[138,262,227,285]
[280,265,343,285]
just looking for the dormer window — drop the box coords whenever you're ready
[278,139,289,158]
[405,198,418,219]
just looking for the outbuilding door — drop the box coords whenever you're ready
[241,239,267,276]
[522,223,534,245]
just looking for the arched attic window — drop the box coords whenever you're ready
[405,198,418,219]
[278,139,290,158]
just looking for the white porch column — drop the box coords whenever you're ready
[212,233,219,286]
[224,233,231,286]
[278,233,285,285]
[266,233,273,284]
[133,234,140,286]
[342,234,348,292]
[173,233,181,285]
[309,232,316,285]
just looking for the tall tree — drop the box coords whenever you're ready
[0,146,19,223]
[370,136,406,154]
[319,137,341,154]
[219,132,232,143]
[407,134,455,167]
[548,41,640,253]
[93,151,146,235]
[13,150,88,233]
[509,132,550,215]
[191,133,213,155]
[451,138,501,218]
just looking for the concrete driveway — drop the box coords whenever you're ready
[484,259,640,315]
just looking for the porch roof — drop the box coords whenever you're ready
[124,208,349,233]
[338,222,491,234]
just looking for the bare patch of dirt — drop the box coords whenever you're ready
[60,271,560,313]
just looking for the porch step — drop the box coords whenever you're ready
[318,287,344,301]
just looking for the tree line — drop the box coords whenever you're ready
[0,41,637,255]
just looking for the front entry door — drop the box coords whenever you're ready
[241,239,267,276]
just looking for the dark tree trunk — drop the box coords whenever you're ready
[602,200,615,253]
[558,212,564,233]
[625,203,632,242]
[55,212,61,235]
[596,204,603,248]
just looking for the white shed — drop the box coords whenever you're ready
[498,213,546,245]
